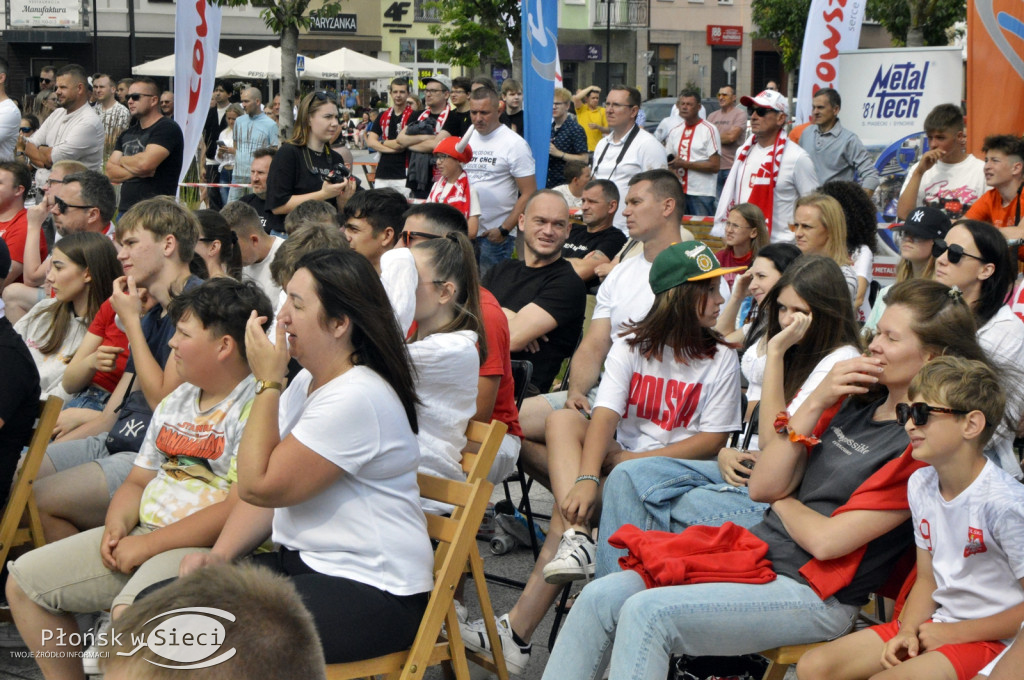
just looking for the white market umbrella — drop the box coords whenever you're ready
[132,53,236,78]
[302,47,412,80]
[224,46,293,80]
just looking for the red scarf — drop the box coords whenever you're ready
[676,123,697,194]
[379,105,412,141]
[428,171,472,218]
[731,130,788,236]
[418,107,449,134]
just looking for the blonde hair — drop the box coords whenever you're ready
[795,193,850,266]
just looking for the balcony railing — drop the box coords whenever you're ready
[592,0,650,29]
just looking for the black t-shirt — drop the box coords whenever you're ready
[370,107,411,180]
[448,109,472,137]
[562,224,627,266]
[500,109,525,137]
[115,116,185,212]
[482,258,586,392]
[749,397,914,606]
[264,143,344,234]
[238,192,269,234]
[0,317,41,508]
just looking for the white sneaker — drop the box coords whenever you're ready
[82,611,111,676]
[461,613,531,676]
[542,529,596,584]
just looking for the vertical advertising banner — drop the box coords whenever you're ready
[838,47,962,148]
[522,0,558,188]
[968,0,1024,155]
[175,0,223,189]
[794,0,866,124]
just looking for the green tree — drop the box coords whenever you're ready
[751,0,812,74]
[425,0,521,73]
[215,0,348,136]
[865,0,965,47]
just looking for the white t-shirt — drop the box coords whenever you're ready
[717,137,818,243]
[593,339,741,452]
[380,247,418,337]
[593,252,654,340]
[409,330,479,488]
[910,461,1024,642]
[242,235,284,306]
[664,119,721,198]
[134,377,255,531]
[14,297,88,401]
[552,184,582,210]
[272,367,434,596]
[978,305,1024,478]
[900,155,987,211]
[462,124,535,234]
[0,98,20,162]
[591,125,668,232]
[851,244,873,322]
[28,104,105,187]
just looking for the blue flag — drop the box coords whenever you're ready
[522,0,558,188]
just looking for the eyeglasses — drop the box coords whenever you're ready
[424,88,445,94]
[932,239,986,264]
[19,127,32,133]
[54,197,93,214]
[747,106,776,117]
[43,177,67,188]
[553,101,569,107]
[895,402,969,427]
[402,230,444,247]
[126,93,157,102]
[432,154,451,162]
[604,102,633,109]
[313,91,338,102]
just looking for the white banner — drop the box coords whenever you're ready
[838,47,962,148]
[794,0,865,123]
[175,0,223,189]
[10,0,80,28]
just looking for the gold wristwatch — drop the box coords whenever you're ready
[255,379,285,394]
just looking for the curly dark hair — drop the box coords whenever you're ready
[819,180,878,254]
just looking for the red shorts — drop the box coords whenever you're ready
[870,620,1006,680]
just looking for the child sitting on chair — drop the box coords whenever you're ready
[798,355,1024,680]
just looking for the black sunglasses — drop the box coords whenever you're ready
[313,91,338,103]
[54,197,93,214]
[126,93,156,102]
[747,106,775,117]
[402,230,443,247]
[932,239,986,265]
[19,127,32,133]
[895,402,969,426]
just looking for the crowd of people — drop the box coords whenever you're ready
[1,52,1024,680]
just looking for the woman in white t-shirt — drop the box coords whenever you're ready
[538,242,745,584]
[821,180,880,320]
[595,255,864,576]
[407,231,486,507]
[933,219,1024,477]
[790,193,859,303]
[14,232,120,401]
[180,248,433,664]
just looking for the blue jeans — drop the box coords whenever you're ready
[541,570,858,680]
[685,194,716,217]
[717,169,731,199]
[475,234,515,278]
[596,458,768,577]
[65,385,111,412]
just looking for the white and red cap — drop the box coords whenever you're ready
[739,90,788,113]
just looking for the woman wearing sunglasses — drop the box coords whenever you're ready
[542,277,993,680]
[264,91,354,235]
[932,218,1024,477]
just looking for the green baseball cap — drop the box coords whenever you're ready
[649,242,746,294]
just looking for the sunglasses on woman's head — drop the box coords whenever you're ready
[931,240,986,264]
[895,402,969,426]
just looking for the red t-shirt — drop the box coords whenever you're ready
[86,299,130,393]
[715,247,753,289]
[479,287,523,438]
[0,209,47,282]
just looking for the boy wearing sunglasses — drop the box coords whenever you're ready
[799,356,1024,680]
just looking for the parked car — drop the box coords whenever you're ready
[640,96,722,134]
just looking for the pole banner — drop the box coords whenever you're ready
[522,0,558,188]
[175,0,223,189]
[794,0,865,123]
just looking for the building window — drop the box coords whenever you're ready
[414,0,441,21]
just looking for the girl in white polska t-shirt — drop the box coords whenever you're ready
[540,242,746,582]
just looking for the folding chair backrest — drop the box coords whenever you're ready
[0,396,62,563]
[459,419,507,485]
[509,360,533,410]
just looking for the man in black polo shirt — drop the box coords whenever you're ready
[237,146,275,233]
[562,179,626,285]
[483,190,586,395]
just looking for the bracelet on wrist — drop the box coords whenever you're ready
[575,474,601,487]
[773,411,821,450]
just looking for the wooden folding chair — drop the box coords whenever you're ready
[325,472,495,680]
[0,396,61,565]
